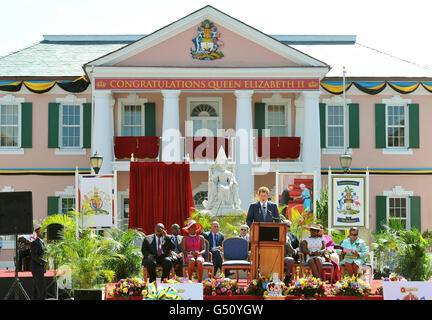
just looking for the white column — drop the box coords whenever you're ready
[301,91,321,193]
[161,90,181,162]
[234,90,254,211]
[294,93,305,142]
[93,90,114,174]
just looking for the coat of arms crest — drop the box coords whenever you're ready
[191,19,224,61]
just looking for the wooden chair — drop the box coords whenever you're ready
[221,237,251,282]
[182,239,215,279]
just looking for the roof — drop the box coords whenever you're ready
[0,34,430,78]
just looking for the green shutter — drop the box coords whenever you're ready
[319,103,326,148]
[21,102,32,148]
[83,103,92,148]
[408,104,419,148]
[144,102,156,136]
[48,103,60,148]
[376,196,387,233]
[47,196,59,216]
[375,104,386,148]
[254,103,265,137]
[348,103,359,148]
[410,196,421,231]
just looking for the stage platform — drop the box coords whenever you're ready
[0,270,57,300]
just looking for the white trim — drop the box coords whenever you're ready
[117,93,148,136]
[383,95,411,151]
[186,96,223,136]
[323,96,352,150]
[0,94,24,150]
[55,186,76,215]
[56,95,86,150]
[1,186,14,192]
[386,196,411,231]
[262,93,291,137]
[383,185,414,197]
[382,148,413,155]
[85,6,328,68]
[322,148,352,155]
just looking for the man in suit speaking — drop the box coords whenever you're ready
[246,186,281,227]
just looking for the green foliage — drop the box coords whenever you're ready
[187,209,246,238]
[103,228,145,282]
[289,208,319,241]
[394,228,432,281]
[315,188,328,228]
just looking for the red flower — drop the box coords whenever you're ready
[227,290,232,296]
[216,289,221,294]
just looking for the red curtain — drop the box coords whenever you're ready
[128,162,194,235]
[256,137,301,159]
[114,136,159,160]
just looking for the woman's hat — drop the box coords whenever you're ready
[306,223,321,231]
[182,220,203,234]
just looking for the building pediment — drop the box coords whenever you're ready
[84,6,329,70]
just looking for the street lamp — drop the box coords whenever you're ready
[90,151,103,174]
[339,153,352,173]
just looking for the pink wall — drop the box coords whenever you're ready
[116,25,298,67]
[0,93,91,169]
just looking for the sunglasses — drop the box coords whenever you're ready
[350,233,358,236]
[240,229,248,231]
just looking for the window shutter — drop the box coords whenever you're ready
[21,102,32,148]
[319,103,326,148]
[48,103,60,148]
[144,102,156,136]
[83,102,92,148]
[376,195,387,233]
[410,196,421,231]
[47,196,59,216]
[254,103,265,137]
[348,103,359,148]
[408,104,419,148]
[375,104,386,148]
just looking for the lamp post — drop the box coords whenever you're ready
[90,151,103,175]
[339,153,352,173]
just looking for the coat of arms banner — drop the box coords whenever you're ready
[329,171,369,229]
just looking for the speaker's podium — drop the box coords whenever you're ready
[250,222,286,279]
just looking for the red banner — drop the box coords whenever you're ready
[95,78,319,91]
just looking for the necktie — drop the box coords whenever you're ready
[173,236,178,253]
[212,233,216,249]
[157,237,162,256]
[262,205,267,221]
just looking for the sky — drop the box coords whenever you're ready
[0,0,431,68]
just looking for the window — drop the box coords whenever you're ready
[187,97,222,137]
[267,105,287,137]
[388,197,409,229]
[0,104,19,147]
[60,104,82,148]
[117,193,129,231]
[262,94,291,137]
[61,197,76,215]
[386,105,408,148]
[122,105,144,136]
[327,105,344,148]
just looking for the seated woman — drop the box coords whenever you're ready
[318,224,340,282]
[301,224,325,279]
[181,220,206,283]
[340,227,368,277]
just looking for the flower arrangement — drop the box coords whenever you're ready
[203,276,245,296]
[376,273,407,295]
[109,277,146,299]
[286,277,327,299]
[332,275,372,297]
[162,276,193,285]
[245,276,272,296]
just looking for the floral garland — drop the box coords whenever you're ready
[286,277,327,299]
[332,275,372,297]
[203,276,245,296]
[109,277,147,298]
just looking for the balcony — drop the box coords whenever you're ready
[112,136,303,172]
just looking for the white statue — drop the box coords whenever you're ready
[204,147,241,215]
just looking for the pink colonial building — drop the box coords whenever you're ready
[0,6,431,267]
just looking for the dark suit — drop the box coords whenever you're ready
[141,234,175,283]
[284,232,300,284]
[30,237,47,300]
[246,201,280,227]
[170,234,183,277]
[203,231,224,274]
[280,188,294,216]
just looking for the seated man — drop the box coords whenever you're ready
[169,224,183,277]
[283,220,300,285]
[203,221,224,275]
[141,223,175,283]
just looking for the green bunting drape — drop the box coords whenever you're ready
[321,80,432,95]
[0,76,89,94]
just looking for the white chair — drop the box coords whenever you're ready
[361,247,374,285]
